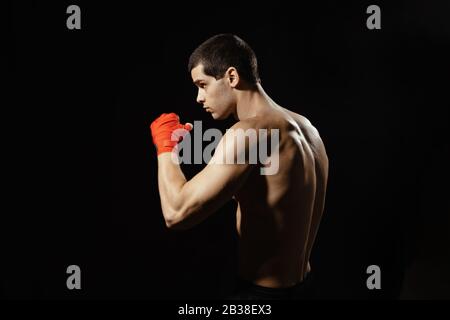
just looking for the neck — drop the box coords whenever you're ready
[234,83,275,121]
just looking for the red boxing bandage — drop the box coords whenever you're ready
[150,113,193,155]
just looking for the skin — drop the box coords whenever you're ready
[156,64,328,288]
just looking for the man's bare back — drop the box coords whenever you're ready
[153,34,329,297]
[234,106,329,288]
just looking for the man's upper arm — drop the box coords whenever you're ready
[169,121,256,229]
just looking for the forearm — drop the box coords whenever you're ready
[157,153,187,224]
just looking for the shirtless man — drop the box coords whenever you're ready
[150,34,328,299]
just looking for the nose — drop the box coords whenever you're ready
[196,89,205,104]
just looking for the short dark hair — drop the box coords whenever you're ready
[188,34,260,84]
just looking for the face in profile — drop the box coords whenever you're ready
[191,64,235,120]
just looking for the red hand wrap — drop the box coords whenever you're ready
[150,113,192,155]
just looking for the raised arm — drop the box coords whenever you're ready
[150,113,255,230]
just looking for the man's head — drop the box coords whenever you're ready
[188,34,260,119]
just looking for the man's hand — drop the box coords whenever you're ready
[150,113,193,155]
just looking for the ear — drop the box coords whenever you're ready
[225,67,240,88]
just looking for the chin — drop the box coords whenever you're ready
[212,109,231,120]
[212,113,227,120]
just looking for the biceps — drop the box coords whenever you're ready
[182,164,251,214]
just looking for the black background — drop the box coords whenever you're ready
[4,0,450,300]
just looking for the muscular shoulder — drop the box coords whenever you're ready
[231,113,291,135]
[225,118,279,143]
[283,109,328,167]
[229,117,271,131]
[279,108,323,142]
[210,120,259,165]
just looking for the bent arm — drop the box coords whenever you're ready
[156,123,255,230]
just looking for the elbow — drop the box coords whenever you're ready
[165,219,176,229]
[164,218,190,231]
[164,217,183,230]
[162,196,203,230]
[163,208,190,231]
